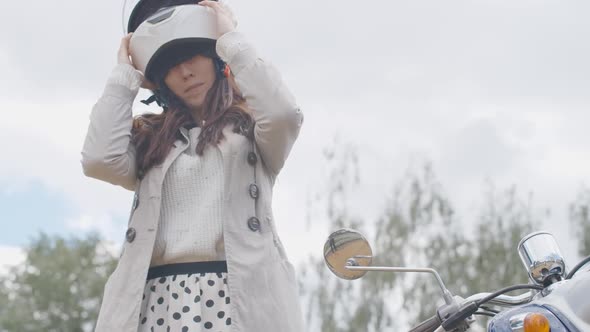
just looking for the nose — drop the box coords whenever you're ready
[178,62,193,79]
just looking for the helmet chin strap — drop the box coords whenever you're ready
[140,93,169,108]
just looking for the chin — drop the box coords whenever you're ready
[189,102,204,110]
[183,98,204,110]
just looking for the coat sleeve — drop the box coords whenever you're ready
[216,31,304,176]
[80,64,142,191]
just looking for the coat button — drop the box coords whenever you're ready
[132,193,140,210]
[249,183,259,199]
[247,217,261,232]
[247,152,258,166]
[126,228,137,243]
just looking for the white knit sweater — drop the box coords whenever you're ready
[150,127,226,266]
[106,65,226,266]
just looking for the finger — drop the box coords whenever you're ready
[204,0,234,17]
[200,0,233,23]
[215,1,235,21]
[217,2,234,16]
[121,33,132,45]
[118,45,128,60]
[119,39,128,55]
[199,0,222,11]
[120,34,132,51]
[118,33,133,64]
[212,0,229,8]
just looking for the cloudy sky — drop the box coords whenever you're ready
[1,0,589,280]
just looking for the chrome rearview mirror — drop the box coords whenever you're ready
[323,228,455,305]
[323,229,373,280]
[518,231,567,286]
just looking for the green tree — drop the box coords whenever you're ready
[469,185,536,290]
[300,141,370,332]
[447,185,535,328]
[300,144,541,331]
[0,233,117,332]
[569,187,590,256]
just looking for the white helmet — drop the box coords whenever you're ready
[128,3,221,83]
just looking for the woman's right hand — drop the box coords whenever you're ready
[117,33,156,90]
[118,33,134,66]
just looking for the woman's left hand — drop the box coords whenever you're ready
[199,0,237,38]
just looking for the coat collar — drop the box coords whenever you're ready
[158,126,234,181]
[179,126,189,142]
[159,126,244,187]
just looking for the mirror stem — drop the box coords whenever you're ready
[345,265,454,305]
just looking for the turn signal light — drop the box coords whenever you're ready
[523,312,550,332]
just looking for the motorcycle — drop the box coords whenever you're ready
[323,229,590,332]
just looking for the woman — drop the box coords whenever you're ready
[81,1,304,331]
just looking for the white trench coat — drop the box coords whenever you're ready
[81,31,304,332]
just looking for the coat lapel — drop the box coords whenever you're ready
[218,126,236,196]
[158,127,190,180]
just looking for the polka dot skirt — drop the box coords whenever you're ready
[139,272,231,331]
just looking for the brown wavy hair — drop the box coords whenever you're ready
[131,73,254,178]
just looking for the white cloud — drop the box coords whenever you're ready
[1,101,134,247]
[0,246,25,275]
[2,0,589,267]
[65,214,124,244]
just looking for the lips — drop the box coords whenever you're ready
[184,82,204,94]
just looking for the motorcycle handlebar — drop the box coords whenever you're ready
[463,291,534,307]
[408,314,441,332]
